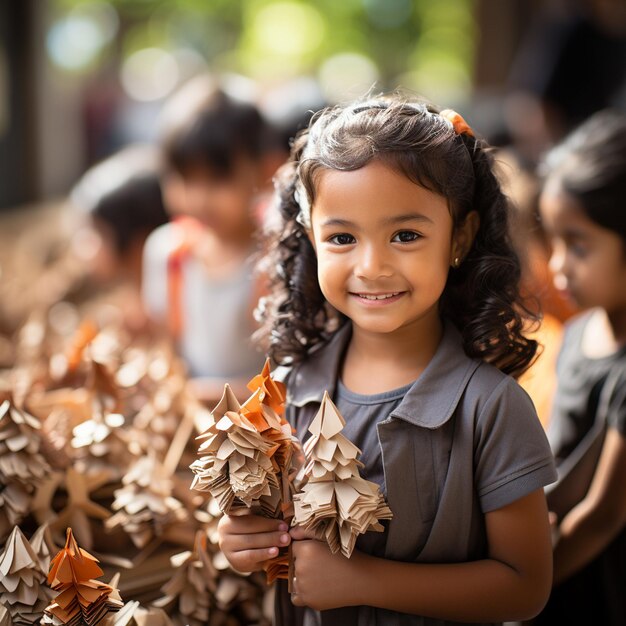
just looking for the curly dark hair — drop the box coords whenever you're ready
[257,95,538,378]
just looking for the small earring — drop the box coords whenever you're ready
[453,257,461,268]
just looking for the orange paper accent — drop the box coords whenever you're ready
[246,358,286,416]
[440,109,474,138]
[47,529,104,586]
[66,321,99,372]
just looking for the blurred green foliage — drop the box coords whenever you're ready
[51,0,476,102]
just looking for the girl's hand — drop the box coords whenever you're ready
[290,525,364,610]
[217,513,291,573]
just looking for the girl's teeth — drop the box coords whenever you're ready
[360,293,399,300]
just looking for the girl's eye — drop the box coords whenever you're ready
[392,230,421,243]
[328,233,356,245]
[570,243,588,259]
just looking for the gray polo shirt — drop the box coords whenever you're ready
[275,320,557,626]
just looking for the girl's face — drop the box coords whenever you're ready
[308,160,470,338]
[540,184,626,314]
[163,157,258,238]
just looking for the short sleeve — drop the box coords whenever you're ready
[141,224,173,322]
[607,365,626,436]
[473,377,557,512]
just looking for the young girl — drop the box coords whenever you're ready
[534,110,626,625]
[218,95,557,625]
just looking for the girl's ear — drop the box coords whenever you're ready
[451,210,480,266]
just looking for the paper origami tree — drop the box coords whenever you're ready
[190,360,302,583]
[292,391,393,558]
[0,526,53,625]
[0,398,51,541]
[106,455,187,549]
[41,528,123,626]
[190,360,299,518]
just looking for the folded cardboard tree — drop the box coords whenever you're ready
[0,398,52,540]
[42,528,123,626]
[0,525,53,624]
[292,391,393,558]
[190,360,301,583]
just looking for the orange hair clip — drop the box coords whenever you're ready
[439,109,474,138]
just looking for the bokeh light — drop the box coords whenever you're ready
[319,52,380,103]
[120,48,180,102]
[46,1,118,72]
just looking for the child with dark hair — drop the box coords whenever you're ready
[218,94,557,625]
[535,110,626,625]
[70,144,169,330]
[72,144,169,287]
[143,76,276,400]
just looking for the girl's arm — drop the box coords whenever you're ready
[552,426,626,584]
[290,489,552,622]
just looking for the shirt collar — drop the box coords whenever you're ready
[287,320,480,429]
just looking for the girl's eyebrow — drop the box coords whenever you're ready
[320,212,434,228]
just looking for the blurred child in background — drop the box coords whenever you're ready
[142,76,278,401]
[497,151,575,427]
[535,110,626,625]
[71,144,169,332]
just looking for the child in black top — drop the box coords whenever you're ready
[536,110,626,625]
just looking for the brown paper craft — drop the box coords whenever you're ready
[189,384,281,514]
[42,528,123,626]
[100,601,172,626]
[49,468,112,550]
[29,523,58,575]
[151,531,220,626]
[0,526,53,624]
[0,603,11,626]
[292,391,393,558]
[106,456,187,550]
[190,360,302,583]
[0,397,52,541]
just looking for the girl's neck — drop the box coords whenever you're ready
[341,314,444,394]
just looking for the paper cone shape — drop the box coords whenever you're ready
[42,528,123,626]
[29,523,58,575]
[0,398,52,539]
[106,456,187,549]
[292,392,392,558]
[0,526,53,624]
[190,385,281,514]
[152,531,221,626]
[246,358,287,416]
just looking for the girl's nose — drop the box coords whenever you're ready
[355,244,392,280]
[548,241,565,274]
[548,241,569,288]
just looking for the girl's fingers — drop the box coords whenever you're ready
[289,525,317,541]
[233,546,280,566]
[220,514,288,535]
[230,530,291,552]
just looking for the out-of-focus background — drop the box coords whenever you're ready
[2,0,624,212]
[0,1,625,620]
